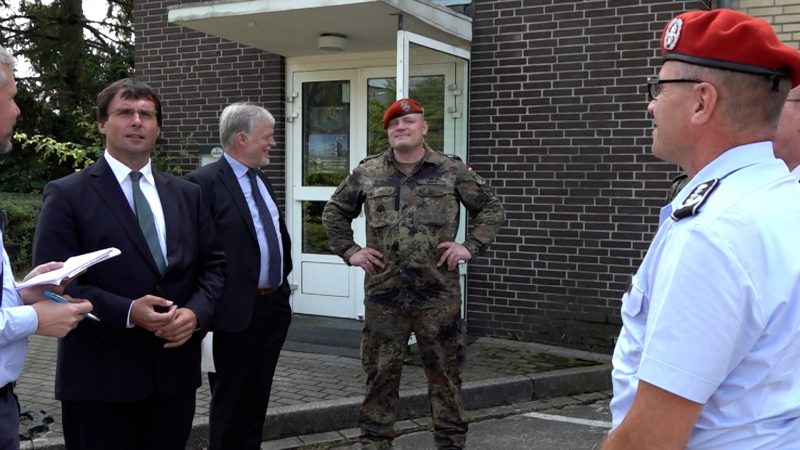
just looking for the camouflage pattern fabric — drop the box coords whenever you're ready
[322,144,503,449]
[322,144,504,309]
[360,301,467,449]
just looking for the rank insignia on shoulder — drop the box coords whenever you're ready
[671,178,719,221]
[444,153,463,162]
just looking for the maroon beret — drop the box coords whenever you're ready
[661,9,800,88]
[382,98,424,129]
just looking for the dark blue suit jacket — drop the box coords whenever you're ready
[32,156,225,402]
[185,156,292,333]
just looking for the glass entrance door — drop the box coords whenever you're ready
[288,56,468,319]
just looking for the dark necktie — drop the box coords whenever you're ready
[247,169,282,288]
[130,172,167,275]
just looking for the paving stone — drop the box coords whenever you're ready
[18,333,609,447]
[299,431,344,445]
[261,436,304,450]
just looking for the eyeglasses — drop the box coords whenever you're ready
[647,76,704,101]
[109,108,158,121]
[786,98,800,102]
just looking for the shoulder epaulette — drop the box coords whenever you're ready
[671,178,719,221]
[358,153,383,165]
[443,153,462,162]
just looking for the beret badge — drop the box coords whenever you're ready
[663,18,683,51]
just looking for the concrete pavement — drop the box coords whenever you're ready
[16,329,612,449]
[295,391,612,450]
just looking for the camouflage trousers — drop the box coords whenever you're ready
[359,300,467,449]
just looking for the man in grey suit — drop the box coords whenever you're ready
[186,102,292,450]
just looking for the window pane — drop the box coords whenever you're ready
[366,75,445,155]
[302,200,332,254]
[303,81,350,186]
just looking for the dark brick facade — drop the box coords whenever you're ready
[136,0,711,353]
[464,0,710,352]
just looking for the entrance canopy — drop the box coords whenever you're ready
[167,0,472,57]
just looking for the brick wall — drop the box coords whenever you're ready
[733,0,800,46]
[465,0,710,351]
[134,0,286,201]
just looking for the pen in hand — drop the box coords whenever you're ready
[43,290,100,322]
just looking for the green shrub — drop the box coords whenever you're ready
[0,192,42,277]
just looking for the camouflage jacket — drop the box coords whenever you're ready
[322,144,504,307]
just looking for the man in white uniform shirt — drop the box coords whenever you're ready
[0,46,92,449]
[604,10,800,450]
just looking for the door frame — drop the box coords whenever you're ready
[286,49,470,319]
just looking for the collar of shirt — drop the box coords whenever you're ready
[791,164,800,181]
[669,141,773,210]
[104,150,155,186]
[385,143,445,168]
[223,152,251,180]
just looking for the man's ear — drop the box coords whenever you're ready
[236,131,247,146]
[690,82,718,125]
[98,120,107,135]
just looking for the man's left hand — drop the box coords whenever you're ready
[19,261,65,305]
[437,242,472,271]
[155,307,198,349]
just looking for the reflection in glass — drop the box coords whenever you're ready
[303,81,351,186]
[366,76,445,155]
[302,201,332,254]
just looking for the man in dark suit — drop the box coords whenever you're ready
[32,78,225,450]
[186,102,292,450]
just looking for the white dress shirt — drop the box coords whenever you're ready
[0,235,38,387]
[224,153,283,288]
[104,150,167,261]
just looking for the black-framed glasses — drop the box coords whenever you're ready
[109,108,158,121]
[647,76,704,101]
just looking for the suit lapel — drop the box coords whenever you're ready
[218,157,259,244]
[89,157,159,273]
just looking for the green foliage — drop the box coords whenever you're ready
[0,0,133,193]
[0,192,41,276]
[302,201,332,255]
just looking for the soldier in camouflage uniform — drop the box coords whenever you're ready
[322,98,504,449]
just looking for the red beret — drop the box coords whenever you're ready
[661,9,800,88]
[382,98,424,129]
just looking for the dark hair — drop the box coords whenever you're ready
[97,78,163,126]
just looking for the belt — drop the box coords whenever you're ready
[0,383,13,397]
[256,288,274,296]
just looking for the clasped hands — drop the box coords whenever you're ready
[349,241,472,275]
[130,295,197,349]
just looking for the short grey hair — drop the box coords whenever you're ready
[0,47,16,88]
[219,102,275,150]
